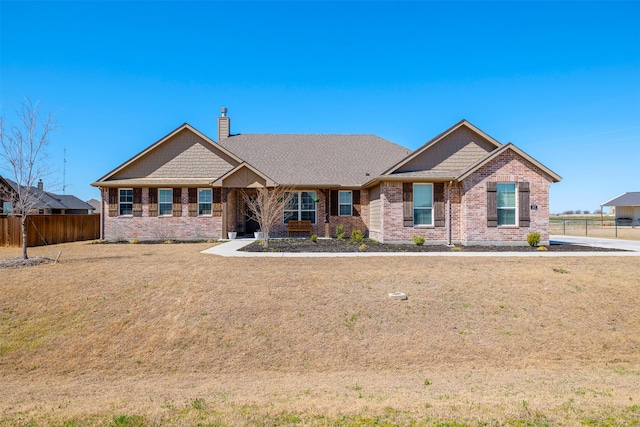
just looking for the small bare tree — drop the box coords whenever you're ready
[243,186,294,248]
[0,98,57,259]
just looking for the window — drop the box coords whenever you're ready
[284,191,316,224]
[338,191,352,216]
[198,188,212,216]
[158,189,173,216]
[497,183,516,226]
[2,201,12,214]
[413,184,433,226]
[119,189,133,216]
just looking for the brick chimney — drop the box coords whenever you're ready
[218,107,230,141]
[37,179,43,191]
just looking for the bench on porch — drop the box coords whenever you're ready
[287,220,312,237]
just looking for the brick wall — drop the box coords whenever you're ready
[373,181,449,243]
[102,188,222,241]
[371,150,552,246]
[460,151,552,245]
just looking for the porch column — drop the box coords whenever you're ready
[221,188,227,238]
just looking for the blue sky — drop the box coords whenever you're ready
[1,1,638,214]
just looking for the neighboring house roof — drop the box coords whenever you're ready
[1,177,93,211]
[601,192,640,207]
[219,134,411,187]
[87,198,101,213]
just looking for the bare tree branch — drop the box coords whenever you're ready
[0,97,57,259]
[243,186,295,249]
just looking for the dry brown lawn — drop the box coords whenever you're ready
[1,242,639,426]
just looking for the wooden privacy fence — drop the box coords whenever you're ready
[0,214,100,248]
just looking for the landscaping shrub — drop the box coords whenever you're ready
[335,224,345,240]
[351,229,364,243]
[310,234,318,243]
[412,235,425,246]
[527,232,541,247]
[129,238,140,244]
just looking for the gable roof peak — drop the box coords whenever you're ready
[382,119,502,175]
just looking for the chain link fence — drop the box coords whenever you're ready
[549,217,640,240]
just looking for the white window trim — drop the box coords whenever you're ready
[283,190,317,225]
[198,188,212,217]
[119,188,133,217]
[497,182,518,227]
[413,183,434,227]
[338,190,352,216]
[158,188,173,217]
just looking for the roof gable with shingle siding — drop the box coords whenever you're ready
[108,128,239,181]
[219,134,411,187]
[394,126,498,176]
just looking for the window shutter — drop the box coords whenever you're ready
[172,188,182,217]
[487,181,497,227]
[132,188,142,217]
[434,183,445,227]
[330,190,338,216]
[108,188,118,217]
[188,188,197,217]
[352,190,361,217]
[518,182,530,227]
[148,188,158,217]
[212,188,222,217]
[403,183,413,227]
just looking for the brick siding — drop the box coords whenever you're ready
[371,151,552,245]
[102,187,222,241]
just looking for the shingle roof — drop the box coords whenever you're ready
[219,134,412,187]
[601,192,640,207]
[2,177,93,211]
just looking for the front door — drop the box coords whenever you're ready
[244,195,260,235]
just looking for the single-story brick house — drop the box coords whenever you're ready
[92,109,561,245]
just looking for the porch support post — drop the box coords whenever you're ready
[221,188,228,238]
[446,181,452,246]
[323,189,330,238]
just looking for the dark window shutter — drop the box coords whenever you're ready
[487,181,497,227]
[434,183,445,227]
[172,188,182,217]
[133,188,142,217]
[330,190,338,216]
[212,188,222,217]
[352,190,360,217]
[108,188,118,217]
[148,188,158,217]
[188,188,198,217]
[519,182,530,227]
[403,183,413,227]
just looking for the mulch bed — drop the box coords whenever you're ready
[0,256,55,269]
[241,238,625,253]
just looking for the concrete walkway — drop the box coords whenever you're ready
[549,235,640,252]
[201,236,640,257]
